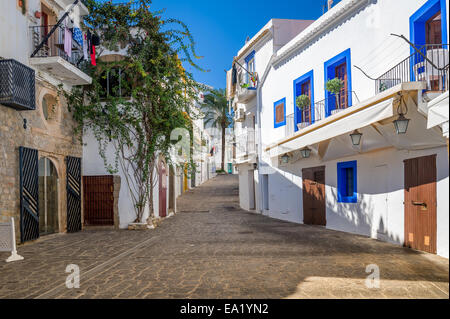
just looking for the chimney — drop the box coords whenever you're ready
[327,0,334,10]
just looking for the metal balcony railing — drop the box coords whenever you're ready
[313,90,360,122]
[376,44,449,93]
[284,90,360,136]
[285,114,295,137]
[30,25,85,67]
[236,129,256,159]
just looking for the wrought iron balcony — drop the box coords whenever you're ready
[0,59,35,111]
[29,24,92,85]
[376,44,449,94]
[284,90,360,136]
[30,24,84,66]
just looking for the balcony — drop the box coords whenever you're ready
[236,84,257,104]
[234,68,257,104]
[284,90,360,137]
[235,129,257,164]
[29,25,92,86]
[376,44,449,94]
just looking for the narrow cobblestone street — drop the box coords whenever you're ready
[0,175,448,299]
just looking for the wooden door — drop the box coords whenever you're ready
[404,155,437,254]
[168,166,175,212]
[159,161,167,218]
[300,81,312,123]
[426,12,442,45]
[302,166,326,226]
[83,176,114,226]
[248,170,256,210]
[335,62,348,109]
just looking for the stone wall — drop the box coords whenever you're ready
[0,78,82,243]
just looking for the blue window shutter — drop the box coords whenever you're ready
[274,97,286,128]
[337,160,357,203]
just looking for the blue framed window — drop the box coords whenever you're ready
[410,0,447,47]
[409,0,447,81]
[274,98,286,128]
[337,160,357,203]
[324,49,352,117]
[245,50,256,85]
[293,70,314,132]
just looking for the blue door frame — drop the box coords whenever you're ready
[293,70,315,132]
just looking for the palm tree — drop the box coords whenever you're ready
[201,88,233,172]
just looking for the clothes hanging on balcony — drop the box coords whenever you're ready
[64,26,72,57]
[91,45,96,66]
[72,27,83,47]
[232,65,237,85]
[91,33,100,46]
[83,33,89,61]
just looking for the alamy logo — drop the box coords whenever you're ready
[365,264,380,289]
[66,264,80,289]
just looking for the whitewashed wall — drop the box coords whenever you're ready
[265,146,449,257]
[261,0,433,146]
[83,129,167,228]
[254,0,449,257]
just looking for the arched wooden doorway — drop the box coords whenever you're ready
[38,157,59,235]
[159,159,168,218]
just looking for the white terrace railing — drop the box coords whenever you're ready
[236,128,256,159]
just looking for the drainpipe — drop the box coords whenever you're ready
[256,52,276,214]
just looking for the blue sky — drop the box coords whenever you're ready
[108,0,335,89]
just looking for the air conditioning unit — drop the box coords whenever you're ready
[235,108,245,122]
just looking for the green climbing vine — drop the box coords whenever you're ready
[62,0,205,223]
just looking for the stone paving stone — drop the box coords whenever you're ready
[0,175,448,299]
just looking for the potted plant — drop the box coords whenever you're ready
[295,94,311,129]
[325,78,344,115]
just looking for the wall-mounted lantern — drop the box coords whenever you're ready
[394,96,410,135]
[350,130,363,146]
[300,147,311,159]
[281,154,290,164]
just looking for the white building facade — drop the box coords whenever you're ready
[229,0,449,258]
[228,19,315,211]
[1,0,91,242]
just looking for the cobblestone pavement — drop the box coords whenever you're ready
[0,175,448,299]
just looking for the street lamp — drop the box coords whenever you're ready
[350,129,363,146]
[394,113,410,134]
[394,96,410,135]
[300,147,311,159]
